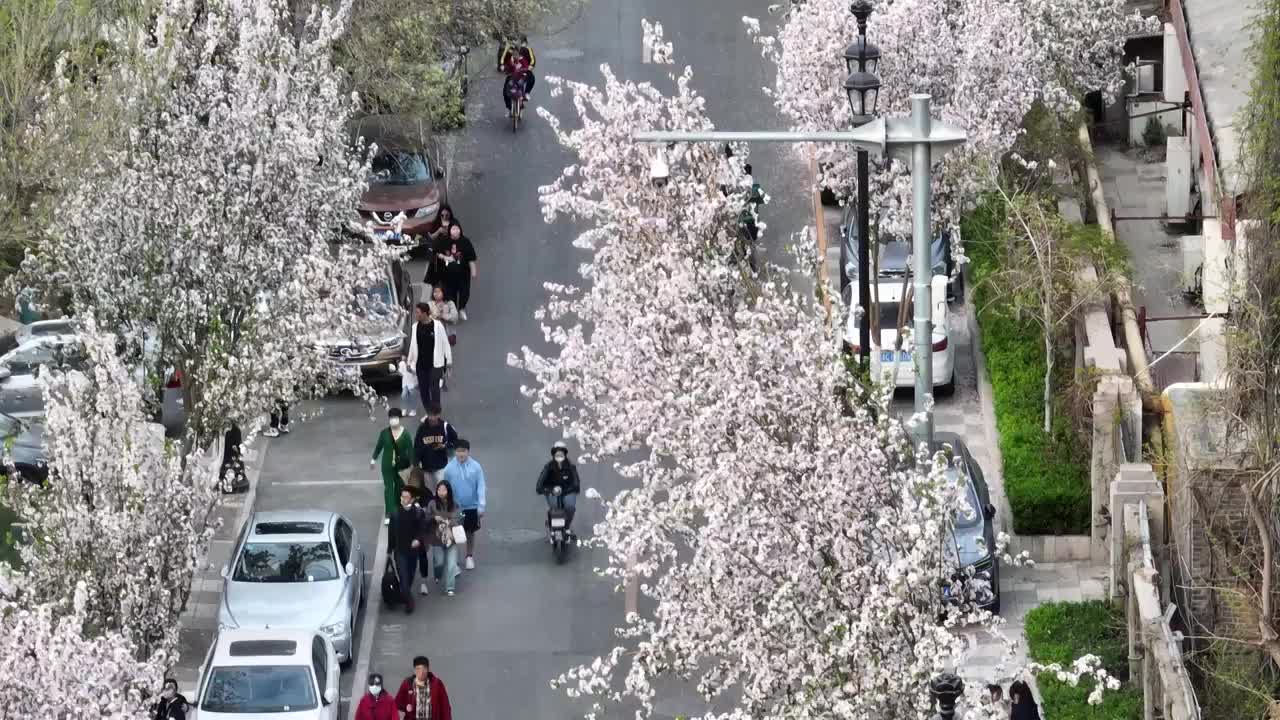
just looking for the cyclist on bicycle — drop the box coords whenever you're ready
[499,34,537,112]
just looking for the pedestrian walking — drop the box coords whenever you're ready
[422,479,464,596]
[1009,680,1042,720]
[152,678,188,720]
[428,284,459,349]
[372,408,414,524]
[399,359,420,417]
[443,438,485,569]
[395,656,452,720]
[431,223,477,321]
[390,488,428,614]
[984,684,1010,717]
[355,673,397,720]
[415,405,458,486]
[406,303,452,412]
[263,399,289,437]
[219,423,247,493]
[425,204,459,287]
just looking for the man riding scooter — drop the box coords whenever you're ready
[499,34,537,113]
[536,440,580,535]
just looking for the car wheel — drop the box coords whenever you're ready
[936,377,955,397]
[340,616,354,667]
[359,554,368,607]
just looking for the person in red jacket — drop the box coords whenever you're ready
[395,656,452,720]
[355,673,397,720]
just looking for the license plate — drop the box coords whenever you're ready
[880,350,911,362]
[550,517,566,528]
[375,230,404,242]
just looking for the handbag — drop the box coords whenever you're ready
[450,524,467,545]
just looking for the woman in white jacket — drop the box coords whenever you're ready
[406,302,453,412]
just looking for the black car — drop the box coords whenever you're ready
[839,204,962,304]
[0,413,47,484]
[936,431,1000,614]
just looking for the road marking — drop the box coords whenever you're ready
[349,521,389,720]
[274,479,383,486]
[641,34,652,63]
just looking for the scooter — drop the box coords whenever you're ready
[547,485,570,563]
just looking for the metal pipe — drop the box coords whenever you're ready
[910,94,933,448]
[857,147,871,368]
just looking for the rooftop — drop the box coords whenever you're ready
[1182,0,1255,196]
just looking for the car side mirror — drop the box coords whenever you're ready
[984,504,996,520]
[219,565,230,578]
[345,561,355,576]
[324,688,338,705]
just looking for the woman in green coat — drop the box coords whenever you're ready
[370,408,413,522]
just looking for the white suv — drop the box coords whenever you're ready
[192,628,340,719]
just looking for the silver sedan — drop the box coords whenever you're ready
[217,510,367,664]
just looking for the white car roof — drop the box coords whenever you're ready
[211,628,319,666]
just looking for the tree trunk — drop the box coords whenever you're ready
[1043,323,1054,435]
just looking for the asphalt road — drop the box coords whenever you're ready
[248,2,834,716]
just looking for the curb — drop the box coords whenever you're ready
[962,273,1011,533]
[348,521,389,720]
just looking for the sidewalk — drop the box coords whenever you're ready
[171,440,270,693]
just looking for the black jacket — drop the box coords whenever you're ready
[536,459,581,495]
[153,694,189,720]
[390,503,427,554]
[414,320,435,373]
[415,419,458,471]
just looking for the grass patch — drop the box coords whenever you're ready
[1025,600,1141,719]
[963,201,1091,534]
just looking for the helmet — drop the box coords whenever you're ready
[551,440,568,457]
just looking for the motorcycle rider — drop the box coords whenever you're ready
[536,440,580,534]
[499,34,537,112]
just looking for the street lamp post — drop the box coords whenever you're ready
[633,96,964,449]
[842,0,880,373]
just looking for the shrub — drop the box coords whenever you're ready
[1025,600,1141,719]
[1142,116,1167,147]
[963,201,1091,534]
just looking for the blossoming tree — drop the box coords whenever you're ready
[21,0,401,451]
[748,0,1154,239]
[0,582,164,720]
[8,326,218,661]
[511,23,1115,719]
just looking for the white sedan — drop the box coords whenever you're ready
[844,274,955,395]
[192,628,340,719]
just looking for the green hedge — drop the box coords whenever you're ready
[963,202,1091,534]
[1025,600,1141,720]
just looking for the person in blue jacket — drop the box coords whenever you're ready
[443,438,486,570]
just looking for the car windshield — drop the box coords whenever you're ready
[877,300,910,334]
[353,283,396,317]
[233,541,338,582]
[1,341,76,375]
[26,322,73,337]
[201,665,317,713]
[951,468,984,529]
[369,151,429,186]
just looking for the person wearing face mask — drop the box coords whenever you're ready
[372,408,414,525]
[355,673,398,720]
[535,440,581,534]
[152,678,188,720]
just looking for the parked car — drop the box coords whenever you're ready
[193,627,340,719]
[347,115,448,252]
[14,318,76,347]
[839,203,962,303]
[0,412,46,484]
[314,259,412,387]
[937,432,1000,613]
[218,511,366,665]
[844,275,955,395]
[0,334,84,417]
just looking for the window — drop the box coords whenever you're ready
[1135,60,1161,94]
[369,151,430,186]
[229,640,297,657]
[877,300,909,334]
[950,468,984,529]
[334,519,353,566]
[311,637,328,701]
[253,521,325,535]
[233,542,339,582]
[200,665,317,713]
